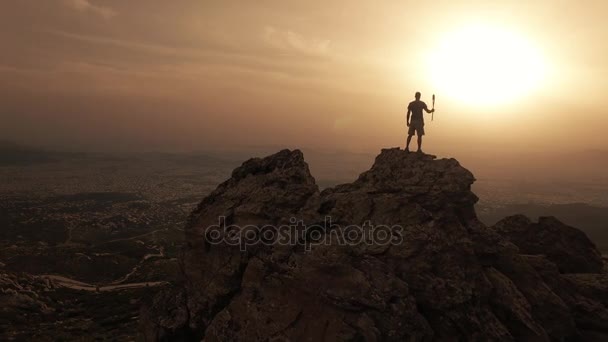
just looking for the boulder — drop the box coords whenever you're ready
[493,215,604,273]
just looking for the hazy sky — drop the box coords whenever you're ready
[2,0,607,154]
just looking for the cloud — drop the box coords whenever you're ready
[63,0,116,19]
[43,29,332,78]
[263,26,331,56]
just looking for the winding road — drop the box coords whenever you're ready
[37,245,170,292]
[39,274,168,292]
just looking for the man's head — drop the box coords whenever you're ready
[415,92,421,100]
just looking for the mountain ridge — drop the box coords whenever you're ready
[140,148,608,341]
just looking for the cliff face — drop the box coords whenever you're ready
[140,148,608,341]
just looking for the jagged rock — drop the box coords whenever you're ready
[523,255,608,340]
[563,273,608,307]
[0,273,54,315]
[138,286,192,341]
[180,149,320,338]
[0,272,55,338]
[493,215,604,273]
[140,148,608,341]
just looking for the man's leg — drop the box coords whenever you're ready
[405,134,413,151]
[417,135,423,152]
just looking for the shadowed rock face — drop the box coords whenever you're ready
[139,148,608,341]
[493,214,604,273]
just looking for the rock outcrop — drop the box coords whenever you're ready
[140,148,608,341]
[493,214,604,273]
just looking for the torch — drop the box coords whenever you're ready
[432,94,435,121]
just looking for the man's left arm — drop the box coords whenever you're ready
[423,102,434,114]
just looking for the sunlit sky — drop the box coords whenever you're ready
[1,0,608,155]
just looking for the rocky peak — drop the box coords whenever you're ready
[322,148,478,225]
[360,148,475,192]
[140,148,608,342]
[187,149,318,230]
[229,149,312,182]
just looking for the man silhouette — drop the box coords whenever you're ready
[405,91,434,153]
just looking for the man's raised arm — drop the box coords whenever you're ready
[423,103,435,114]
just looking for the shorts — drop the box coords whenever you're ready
[408,121,425,136]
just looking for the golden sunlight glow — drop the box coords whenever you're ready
[428,24,548,107]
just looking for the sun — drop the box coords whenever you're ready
[427,24,548,107]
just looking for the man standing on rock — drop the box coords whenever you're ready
[405,91,434,153]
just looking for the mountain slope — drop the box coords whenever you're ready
[140,148,608,341]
